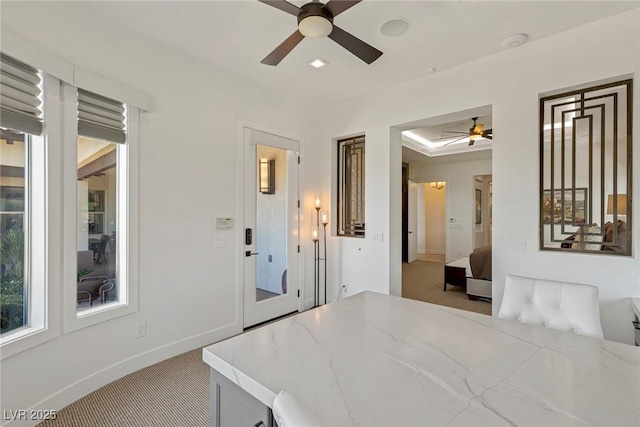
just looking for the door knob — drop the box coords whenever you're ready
[245,251,259,257]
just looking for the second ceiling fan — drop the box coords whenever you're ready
[438,117,493,146]
[258,0,383,66]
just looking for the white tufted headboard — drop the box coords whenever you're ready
[498,274,604,339]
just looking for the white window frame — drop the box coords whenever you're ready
[0,74,61,359]
[62,84,139,333]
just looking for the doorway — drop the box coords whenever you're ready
[421,181,447,262]
[243,128,299,328]
[473,174,492,249]
[402,174,447,264]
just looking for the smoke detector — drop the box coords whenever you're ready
[501,34,529,49]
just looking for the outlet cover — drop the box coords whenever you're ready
[136,321,146,338]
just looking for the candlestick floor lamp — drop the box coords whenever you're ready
[312,198,329,307]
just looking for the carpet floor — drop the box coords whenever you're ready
[39,349,209,427]
[402,260,492,316]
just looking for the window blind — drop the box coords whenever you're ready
[0,53,43,136]
[78,89,126,144]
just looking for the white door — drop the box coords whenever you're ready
[244,128,299,328]
[408,181,418,263]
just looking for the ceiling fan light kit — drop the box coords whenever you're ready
[297,3,333,38]
[259,0,383,66]
[299,15,333,38]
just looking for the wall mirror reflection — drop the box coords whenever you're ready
[540,79,632,255]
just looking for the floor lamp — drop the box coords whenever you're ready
[312,197,329,307]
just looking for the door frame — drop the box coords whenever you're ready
[236,121,304,329]
[407,180,418,263]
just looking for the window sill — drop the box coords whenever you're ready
[0,325,57,360]
[64,300,137,334]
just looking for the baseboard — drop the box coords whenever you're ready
[3,322,241,427]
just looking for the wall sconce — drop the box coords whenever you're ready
[607,194,628,221]
[259,158,275,194]
[430,181,446,190]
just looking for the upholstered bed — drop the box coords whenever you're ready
[444,246,492,300]
[444,257,471,291]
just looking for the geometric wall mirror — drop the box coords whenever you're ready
[540,79,632,255]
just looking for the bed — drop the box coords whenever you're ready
[444,246,492,300]
[444,257,471,291]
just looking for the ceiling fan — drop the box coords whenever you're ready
[436,117,493,146]
[258,0,383,66]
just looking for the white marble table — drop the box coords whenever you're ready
[203,291,640,426]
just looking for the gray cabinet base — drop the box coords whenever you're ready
[210,369,274,427]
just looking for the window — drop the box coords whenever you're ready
[1,131,27,335]
[0,53,47,347]
[540,79,632,255]
[337,135,365,237]
[0,48,142,351]
[74,89,127,316]
[87,190,105,234]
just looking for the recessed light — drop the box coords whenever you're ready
[501,34,529,49]
[380,18,411,37]
[309,57,328,68]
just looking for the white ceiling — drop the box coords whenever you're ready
[3,1,636,107]
[402,145,491,167]
[5,1,635,167]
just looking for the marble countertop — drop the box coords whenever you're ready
[203,291,640,426]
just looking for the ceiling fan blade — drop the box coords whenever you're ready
[441,130,469,134]
[484,135,493,140]
[443,136,468,146]
[328,25,382,64]
[323,0,361,17]
[431,135,466,141]
[468,139,475,146]
[261,30,305,66]
[258,0,301,16]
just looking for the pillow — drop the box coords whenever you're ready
[571,223,602,251]
[602,220,627,253]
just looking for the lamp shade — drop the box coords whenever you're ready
[606,194,627,215]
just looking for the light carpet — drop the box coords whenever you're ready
[402,260,492,316]
[39,348,209,427]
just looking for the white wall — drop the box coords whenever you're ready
[412,157,492,261]
[0,3,320,420]
[320,9,640,344]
